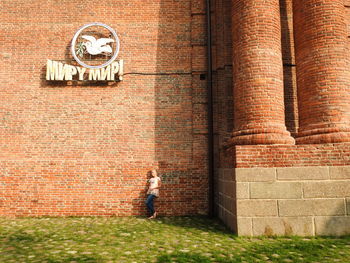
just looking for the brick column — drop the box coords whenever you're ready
[230,0,294,145]
[293,0,350,144]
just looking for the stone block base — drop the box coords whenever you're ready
[217,165,350,236]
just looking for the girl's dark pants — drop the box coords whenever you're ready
[146,194,156,215]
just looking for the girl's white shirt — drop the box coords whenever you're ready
[147,176,161,197]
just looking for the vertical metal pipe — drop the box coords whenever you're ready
[206,0,214,218]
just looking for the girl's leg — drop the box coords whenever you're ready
[146,194,155,216]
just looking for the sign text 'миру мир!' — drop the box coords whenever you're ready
[46,60,124,81]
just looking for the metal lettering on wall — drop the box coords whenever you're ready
[46,23,123,82]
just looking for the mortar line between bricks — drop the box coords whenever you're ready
[344,198,348,216]
[276,198,347,200]
[277,180,340,182]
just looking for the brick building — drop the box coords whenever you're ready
[0,0,349,236]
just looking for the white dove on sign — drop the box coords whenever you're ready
[82,35,114,55]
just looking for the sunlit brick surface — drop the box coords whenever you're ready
[1,0,349,230]
[0,0,209,216]
[230,0,294,145]
[293,0,350,143]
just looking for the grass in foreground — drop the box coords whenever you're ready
[0,216,349,263]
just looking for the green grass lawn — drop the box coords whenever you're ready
[0,216,349,263]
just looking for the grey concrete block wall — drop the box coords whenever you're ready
[216,168,236,231]
[250,182,302,199]
[217,166,350,236]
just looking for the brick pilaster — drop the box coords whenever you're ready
[230,0,294,145]
[293,0,350,144]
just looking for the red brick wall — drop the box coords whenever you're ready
[293,0,350,144]
[233,144,350,168]
[344,1,350,79]
[0,0,209,216]
[212,0,350,167]
[1,0,349,218]
[280,0,298,136]
[212,0,298,165]
[213,0,350,223]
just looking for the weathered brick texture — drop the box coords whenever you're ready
[0,0,209,217]
[1,0,350,235]
[230,0,294,145]
[212,0,350,236]
[280,0,298,136]
[234,144,350,168]
[293,0,350,143]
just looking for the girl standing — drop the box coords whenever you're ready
[146,169,161,219]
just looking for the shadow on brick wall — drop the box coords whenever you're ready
[132,170,151,216]
[279,0,298,136]
[153,0,208,216]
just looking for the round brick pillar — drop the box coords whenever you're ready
[293,0,350,144]
[230,0,294,145]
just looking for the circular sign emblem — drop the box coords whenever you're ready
[71,23,120,69]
